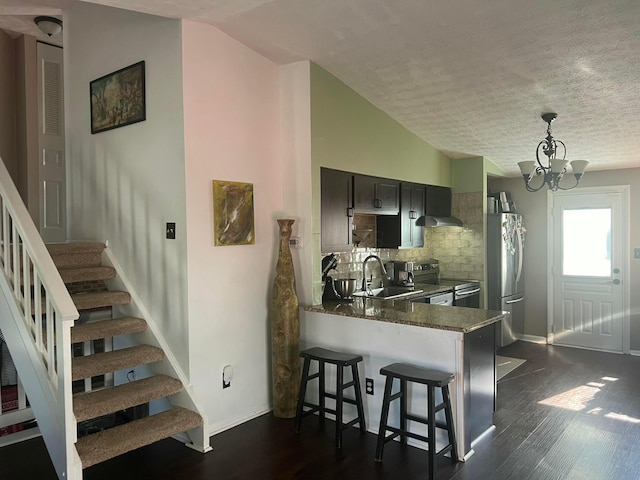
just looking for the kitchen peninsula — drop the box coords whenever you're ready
[301,298,509,460]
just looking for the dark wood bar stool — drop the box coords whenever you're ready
[294,347,366,448]
[375,362,458,479]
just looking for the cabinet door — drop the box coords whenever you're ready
[401,184,425,247]
[425,185,452,217]
[376,179,400,214]
[321,168,353,252]
[464,324,496,452]
[353,174,399,214]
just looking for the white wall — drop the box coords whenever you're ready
[279,62,314,304]
[64,4,190,369]
[181,21,285,433]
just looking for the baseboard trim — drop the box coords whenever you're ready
[208,407,272,437]
[630,350,640,356]
[519,334,547,344]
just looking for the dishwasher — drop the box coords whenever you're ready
[410,290,454,306]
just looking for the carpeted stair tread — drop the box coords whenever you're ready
[48,243,106,269]
[60,266,116,284]
[74,375,184,422]
[72,345,164,381]
[71,317,147,344]
[47,242,106,255]
[76,406,202,468]
[72,291,131,310]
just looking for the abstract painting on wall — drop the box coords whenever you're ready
[90,60,146,134]
[212,180,255,246]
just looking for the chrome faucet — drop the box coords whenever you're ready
[362,255,387,293]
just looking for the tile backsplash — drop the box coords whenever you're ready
[318,191,484,300]
[426,191,484,280]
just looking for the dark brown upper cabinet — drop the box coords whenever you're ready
[353,174,399,214]
[320,168,353,253]
[425,185,452,217]
[377,183,425,248]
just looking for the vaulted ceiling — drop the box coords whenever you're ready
[3,0,640,175]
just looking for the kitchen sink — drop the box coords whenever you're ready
[352,287,423,300]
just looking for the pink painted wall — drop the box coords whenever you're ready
[181,20,283,433]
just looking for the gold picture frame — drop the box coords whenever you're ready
[212,180,255,246]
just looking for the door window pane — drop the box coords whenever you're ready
[563,208,611,276]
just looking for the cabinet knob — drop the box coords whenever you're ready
[374,198,382,209]
[346,207,354,218]
[409,210,417,219]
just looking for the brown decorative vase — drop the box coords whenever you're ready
[271,219,301,418]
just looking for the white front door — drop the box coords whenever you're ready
[37,42,67,243]
[549,186,629,353]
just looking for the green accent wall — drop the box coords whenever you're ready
[310,63,451,183]
[484,157,505,177]
[452,157,484,193]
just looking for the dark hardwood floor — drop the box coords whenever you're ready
[2,341,640,479]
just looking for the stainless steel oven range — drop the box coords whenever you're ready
[409,260,481,308]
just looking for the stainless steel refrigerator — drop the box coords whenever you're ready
[487,213,525,347]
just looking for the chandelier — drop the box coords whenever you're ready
[518,113,588,192]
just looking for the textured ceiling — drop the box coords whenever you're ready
[3,0,640,175]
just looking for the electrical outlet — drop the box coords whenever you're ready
[289,236,303,248]
[223,365,233,389]
[166,222,176,239]
[365,378,374,395]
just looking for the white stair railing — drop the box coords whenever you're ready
[0,157,81,479]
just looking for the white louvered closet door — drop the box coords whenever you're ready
[37,42,67,243]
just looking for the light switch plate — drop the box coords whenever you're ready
[166,222,176,240]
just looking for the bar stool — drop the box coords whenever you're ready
[375,362,458,479]
[294,347,366,448]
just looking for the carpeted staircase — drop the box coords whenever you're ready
[46,243,202,469]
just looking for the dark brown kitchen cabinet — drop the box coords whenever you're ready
[353,174,399,214]
[377,183,425,248]
[401,183,425,247]
[321,168,353,253]
[425,184,452,217]
[463,323,496,452]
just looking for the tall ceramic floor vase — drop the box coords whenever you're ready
[271,218,301,418]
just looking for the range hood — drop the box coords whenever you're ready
[417,214,463,227]
[418,185,464,227]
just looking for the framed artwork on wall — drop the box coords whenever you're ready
[90,60,146,134]
[212,180,255,246]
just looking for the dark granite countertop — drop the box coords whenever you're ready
[304,296,509,334]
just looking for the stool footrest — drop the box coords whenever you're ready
[299,405,322,417]
[405,410,448,427]
[342,417,361,430]
[438,444,454,457]
[382,426,429,444]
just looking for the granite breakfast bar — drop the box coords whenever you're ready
[300,298,509,460]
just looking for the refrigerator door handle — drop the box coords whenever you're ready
[505,296,524,305]
[515,226,524,285]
